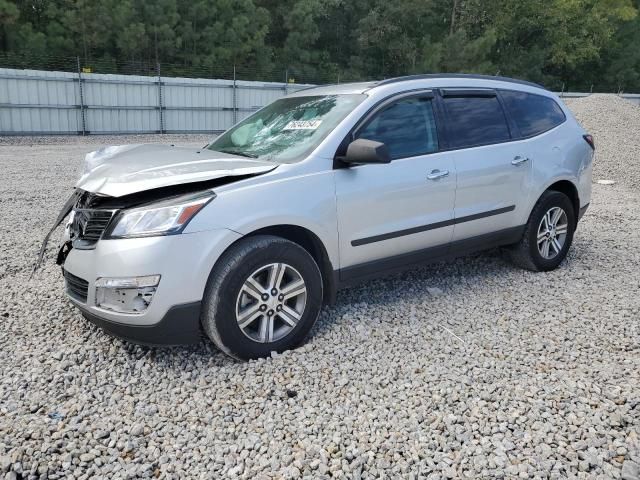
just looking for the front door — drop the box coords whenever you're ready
[334,93,457,280]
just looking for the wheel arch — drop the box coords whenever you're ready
[544,179,580,219]
[238,224,337,305]
[518,178,581,242]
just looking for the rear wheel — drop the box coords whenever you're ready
[507,190,576,272]
[202,235,323,360]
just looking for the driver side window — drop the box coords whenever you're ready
[356,96,439,160]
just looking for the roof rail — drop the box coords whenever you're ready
[375,73,545,90]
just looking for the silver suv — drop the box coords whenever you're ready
[45,74,594,359]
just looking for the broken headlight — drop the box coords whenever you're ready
[106,191,215,239]
[95,275,160,314]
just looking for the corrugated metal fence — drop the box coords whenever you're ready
[1,67,639,135]
[561,92,640,104]
[0,67,312,135]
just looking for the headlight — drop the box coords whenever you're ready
[106,191,215,239]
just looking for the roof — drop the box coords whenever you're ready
[288,74,546,97]
[375,74,544,89]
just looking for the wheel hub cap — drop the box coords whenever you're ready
[265,294,279,311]
[235,263,307,343]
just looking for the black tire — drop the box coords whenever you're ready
[507,190,576,272]
[201,235,323,360]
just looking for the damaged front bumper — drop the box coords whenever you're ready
[34,149,279,345]
[61,228,242,345]
[75,302,203,346]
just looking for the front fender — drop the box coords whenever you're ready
[184,171,340,269]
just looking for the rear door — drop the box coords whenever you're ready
[437,89,531,242]
[334,92,457,278]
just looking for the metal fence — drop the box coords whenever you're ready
[1,66,639,136]
[0,67,312,135]
[560,92,640,105]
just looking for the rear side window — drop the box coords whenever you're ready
[500,90,566,137]
[357,97,438,159]
[442,95,511,149]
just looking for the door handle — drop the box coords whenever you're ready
[511,156,529,166]
[427,169,449,180]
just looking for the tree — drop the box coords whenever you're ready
[0,0,639,91]
[459,0,637,89]
[595,0,640,91]
[355,0,445,78]
[0,0,19,51]
[177,0,270,77]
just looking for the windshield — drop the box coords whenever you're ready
[207,94,365,162]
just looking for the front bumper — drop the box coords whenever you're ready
[78,302,202,346]
[62,228,241,343]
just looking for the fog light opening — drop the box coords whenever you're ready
[95,275,160,314]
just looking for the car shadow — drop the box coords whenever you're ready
[114,243,592,369]
[159,249,512,364]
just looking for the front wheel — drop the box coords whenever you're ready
[201,235,323,360]
[507,190,576,272]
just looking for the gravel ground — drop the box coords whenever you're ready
[0,134,213,148]
[565,94,640,189]
[1,96,639,479]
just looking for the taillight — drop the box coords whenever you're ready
[583,134,595,150]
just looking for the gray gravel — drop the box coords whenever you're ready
[1,97,640,479]
[565,94,640,189]
[0,133,213,148]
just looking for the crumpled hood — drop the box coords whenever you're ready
[76,144,278,197]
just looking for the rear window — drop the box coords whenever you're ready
[500,90,566,137]
[442,95,511,149]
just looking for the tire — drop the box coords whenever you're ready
[201,235,323,360]
[507,190,576,272]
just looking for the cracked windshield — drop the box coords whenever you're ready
[207,94,365,162]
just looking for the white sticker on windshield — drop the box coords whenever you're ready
[283,120,322,130]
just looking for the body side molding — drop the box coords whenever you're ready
[351,205,515,247]
[340,225,525,285]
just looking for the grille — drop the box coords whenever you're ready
[64,270,89,303]
[71,209,115,243]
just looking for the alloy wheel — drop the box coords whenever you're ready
[537,206,569,259]
[235,263,307,343]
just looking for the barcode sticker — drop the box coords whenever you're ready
[283,120,322,130]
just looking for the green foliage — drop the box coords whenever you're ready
[0,0,19,25]
[421,29,497,75]
[458,0,638,89]
[0,0,639,91]
[596,0,640,91]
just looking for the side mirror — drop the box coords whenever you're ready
[341,138,391,165]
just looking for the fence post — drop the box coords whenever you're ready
[233,64,238,125]
[157,62,164,134]
[284,69,289,96]
[76,56,86,136]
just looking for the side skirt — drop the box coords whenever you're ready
[338,225,525,287]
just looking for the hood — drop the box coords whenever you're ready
[76,144,278,197]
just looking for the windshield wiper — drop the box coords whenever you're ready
[216,148,259,159]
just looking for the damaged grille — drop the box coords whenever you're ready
[64,270,89,303]
[70,209,116,244]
